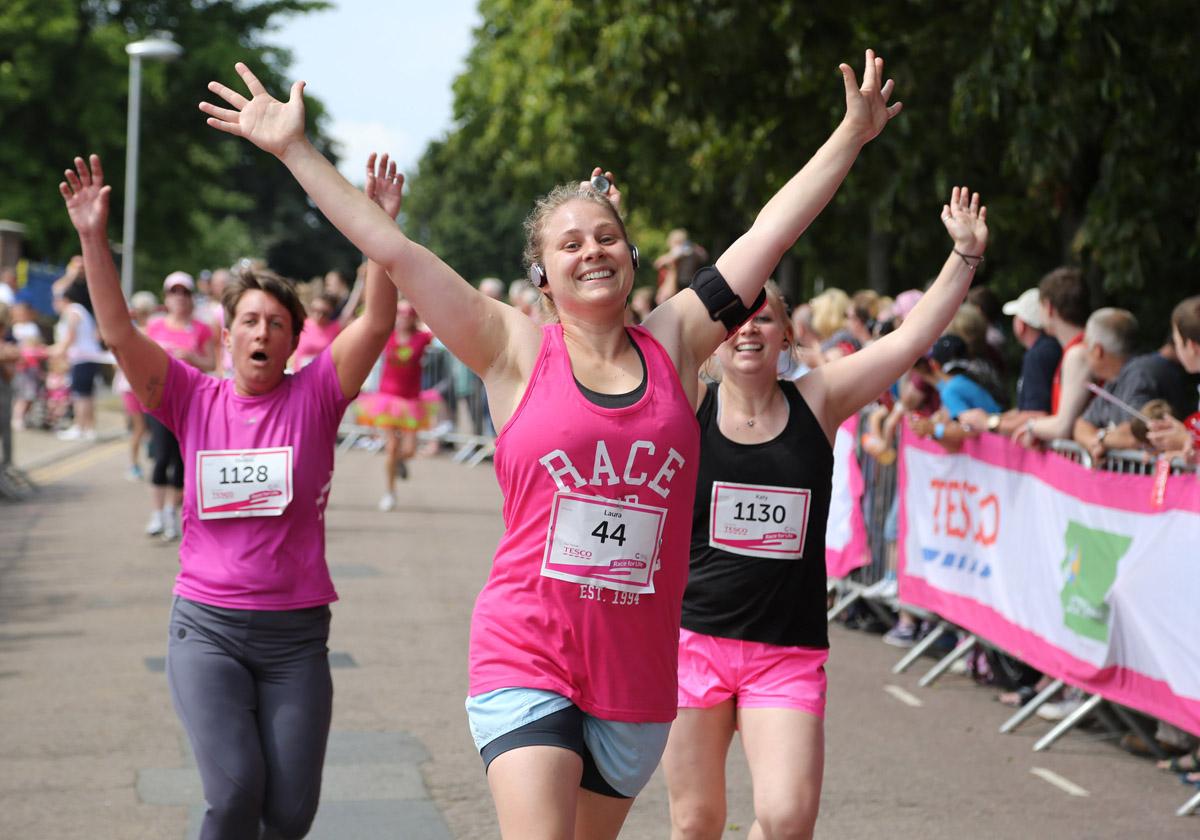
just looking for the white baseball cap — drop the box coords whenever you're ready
[1002,288,1043,329]
[163,271,194,293]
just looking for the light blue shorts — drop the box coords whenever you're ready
[465,687,670,798]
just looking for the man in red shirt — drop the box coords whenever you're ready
[1014,266,1091,448]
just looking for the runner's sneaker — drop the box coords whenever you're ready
[1036,697,1085,721]
[126,465,144,482]
[378,492,396,512]
[162,507,179,542]
[882,622,917,648]
[56,425,84,441]
[145,510,164,536]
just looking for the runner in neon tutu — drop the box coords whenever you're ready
[201,48,900,837]
[354,298,438,510]
[662,185,989,840]
[59,151,402,839]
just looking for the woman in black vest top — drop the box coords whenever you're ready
[662,186,990,840]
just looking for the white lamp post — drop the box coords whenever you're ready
[121,35,183,300]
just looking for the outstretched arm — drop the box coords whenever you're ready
[801,186,989,441]
[649,48,902,370]
[330,153,402,398]
[58,155,169,409]
[1017,348,1091,445]
[200,64,534,379]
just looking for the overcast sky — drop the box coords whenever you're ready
[271,0,481,181]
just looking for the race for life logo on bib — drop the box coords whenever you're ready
[709,481,811,560]
[196,447,294,520]
[541,492,667,594]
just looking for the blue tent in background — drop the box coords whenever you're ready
[14,261,66,317]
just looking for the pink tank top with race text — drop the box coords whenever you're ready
[468,324,700,722]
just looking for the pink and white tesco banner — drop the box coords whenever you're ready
[826,416,870,580]
[897,427,1200,736]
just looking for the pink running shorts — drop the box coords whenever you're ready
[121,390,144,416]
[676,627,828,717]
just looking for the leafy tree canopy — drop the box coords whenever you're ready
[404,0,1199,337]
[0,0,362,289]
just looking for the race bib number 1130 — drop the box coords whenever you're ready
[709,481,810,560]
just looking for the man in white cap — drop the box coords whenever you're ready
[960,287,1062,434]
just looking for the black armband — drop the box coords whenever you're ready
[691,265,768,335]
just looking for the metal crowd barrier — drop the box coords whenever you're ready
[1048,440,1196,476]
[1047,438,1093,468]
[0,465,37,502]
[1101,448,1197,476]
[865,430,1200,817]
[828,406,909,627]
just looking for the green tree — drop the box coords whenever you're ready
[403,0,1199,337]
[0,0,361,289]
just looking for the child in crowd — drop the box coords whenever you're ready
[10,301,47,429]
[44,355,72,430]
[861,364,941,638]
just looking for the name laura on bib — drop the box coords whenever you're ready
[537,440,687,603]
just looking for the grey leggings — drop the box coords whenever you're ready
[167,596,333,840]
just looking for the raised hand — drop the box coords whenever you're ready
[582,166,622,213]
[941,186,988,257]
[59,155,111,238]
[365,153,404,219]
[839,48,903,146]
[1147,416,1191,454]
[200,62,307,158]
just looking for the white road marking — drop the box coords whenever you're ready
[883,685,923,707]
[1030,767,1090,797]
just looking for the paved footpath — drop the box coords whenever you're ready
[1,430,1197,838]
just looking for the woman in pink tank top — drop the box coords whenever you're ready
[353,299,437,509]
[204,50,901,836]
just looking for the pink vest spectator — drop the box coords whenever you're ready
[293,317,342,369]
[146,316,213,366]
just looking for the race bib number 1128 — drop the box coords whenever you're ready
[196,447,293,520]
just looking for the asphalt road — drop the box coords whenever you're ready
[1,441,1195,838]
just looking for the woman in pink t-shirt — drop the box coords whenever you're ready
[142,271,216,541]
[290,292,342,370]
[353,300,435,509]
[113,290,159,480]
[60,151,403,839]
[203,53,899,836]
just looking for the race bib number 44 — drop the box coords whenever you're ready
[710,481,811,560]
[196,447,294,520]
[542,492,667,594]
